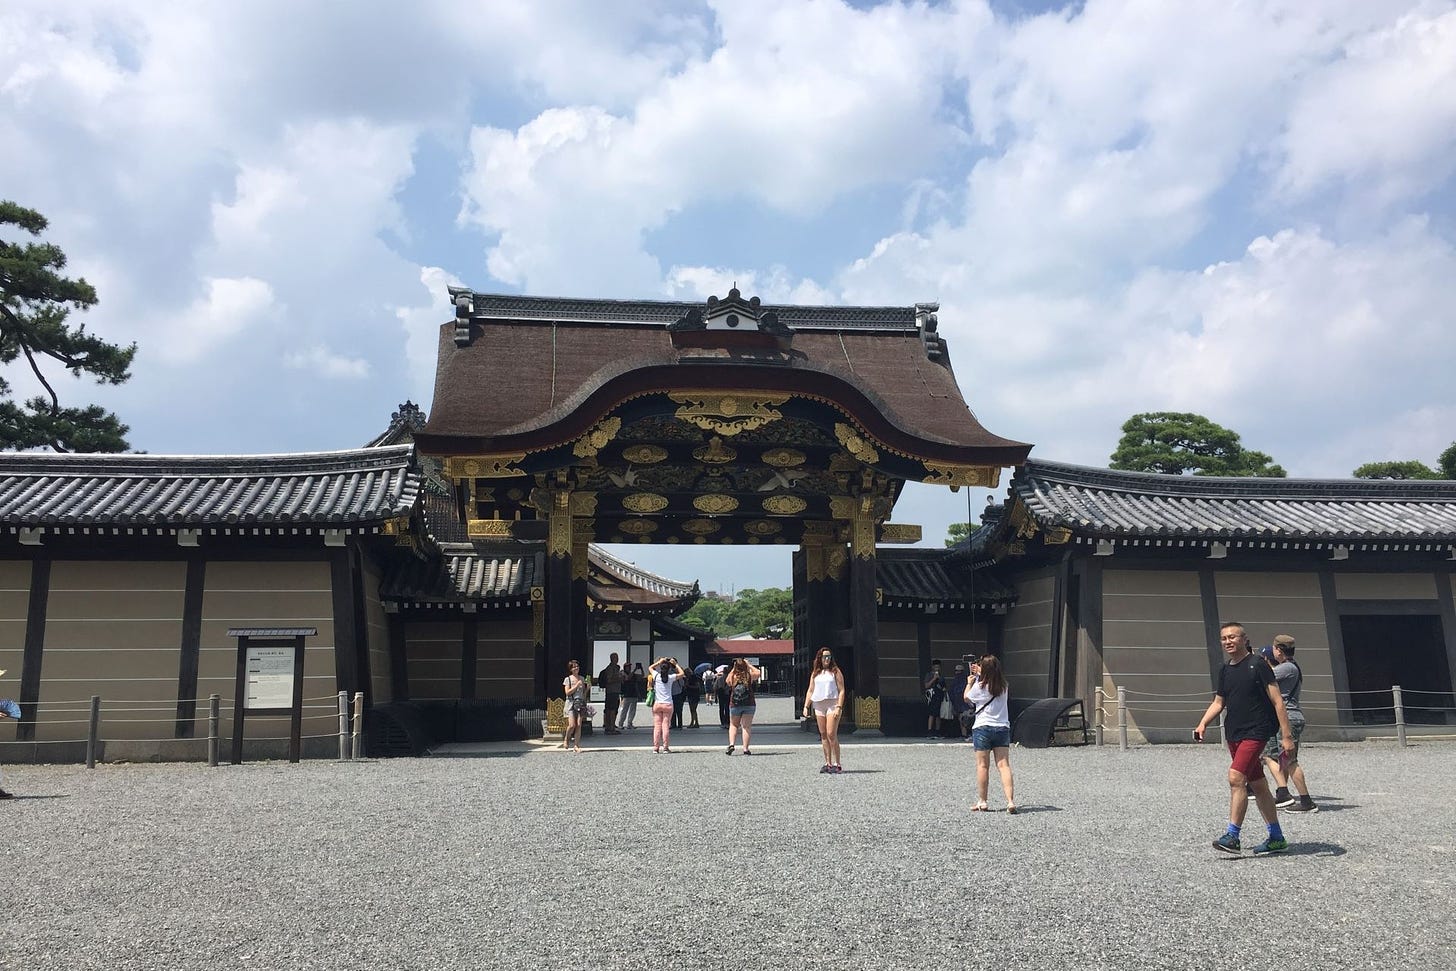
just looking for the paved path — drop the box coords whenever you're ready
[5,739,1453,969]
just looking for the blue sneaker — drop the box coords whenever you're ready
[1252,837,1289,856]
[1213,832,1242,854]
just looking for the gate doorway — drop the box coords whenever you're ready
[1340,614,1455,725]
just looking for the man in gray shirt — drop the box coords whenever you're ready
[1262,634,1318,812]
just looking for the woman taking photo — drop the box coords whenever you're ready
[724,658,761,755]
[964,655,1016,812]
[561,660,588,753]
[649,657,684,753]
[801,648,845,773]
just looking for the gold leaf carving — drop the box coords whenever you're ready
[921,463,1001,488]
[762,495,808,515]
[761,448,806,468]
[834,423,879,464]
[681,518,720,536]
[1044,526,1072,545]
[450,454,527,479]
[693,494,739,515]
[622,444,668,465]
[622,493,669,513]
[743,519,782,536]
[692,436,737,465]
[670,391,790,436]
[879,523,922,544]
[618,518,658,535]
[569,492,598,517]
[855,696,881,730]
[468,519,512,538]
[573,417,622,458]
[829,452,861,472]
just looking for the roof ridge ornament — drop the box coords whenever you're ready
[670,287,794,342]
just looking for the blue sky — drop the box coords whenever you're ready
[3,0,1455,592]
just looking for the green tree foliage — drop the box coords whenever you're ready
[1352,460,1440,480]
[1109,412,1286,477]
[944,521,972,548]
[675,587,793,638]
[0,201,135,452]
[1441,443,1456,479]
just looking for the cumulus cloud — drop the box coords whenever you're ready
[282,346,371,380]
[153,277,278,364]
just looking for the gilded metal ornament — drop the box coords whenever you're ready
[669,391,790,436]
[450,454,527,479]
[743,519,782,536]
[546,697,566,733]
[622,492,669,513]
[548,493,573,557]
[467,518,512,538]
[621,444,669,464]
[618,518,658,535]
[850,514,876,559]
[760,447,806,468]
[681,518,720,536]
[569,492,598,516]
[1044,526,1073,544]
[572,416,622,458]
[692,436,737,465]
[879,523,922,544]
[833,423,879,464]
[762,495,808,515]
[854,696,881,730]
[921,462,1001,488]
[692,494,738,515]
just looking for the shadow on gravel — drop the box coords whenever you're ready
[831,769,884,775]
[1296,798,1355,813]
[1004,805,1062,814]
[8,794,69,800]
[1217,841,1347,860]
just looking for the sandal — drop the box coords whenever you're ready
[1006,805,1018,815]
[971,802,989,812]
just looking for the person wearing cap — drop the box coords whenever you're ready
[1263,635,1318,813]
[1194,621,1297,855]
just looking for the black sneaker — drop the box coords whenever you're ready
[1274,788,1295,808]
[725,745,734,755]
[1286,799,1319,813]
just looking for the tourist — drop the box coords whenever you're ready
[949,661,972,741]
[670,664,686,729]
[599,652,623,736]
[617,661,640,731]
[965,655,1016,813]
[685,666,703,727]
[650,657,684,753]
[715,666,731,727]
[1194,622,1297,855]
[1263,634,1319,813]
[802,648,845,773]
[561,660,588,753]
[924,659,947,739]
[724,658,760,755]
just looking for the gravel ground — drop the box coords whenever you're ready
[3,723,1454,971]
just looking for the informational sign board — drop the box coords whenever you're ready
[245,646,296,710]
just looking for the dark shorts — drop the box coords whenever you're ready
[1263,717,1305,762]
[1227,738,1266,780]
[972,725,1011,750]
[728,705,756,717]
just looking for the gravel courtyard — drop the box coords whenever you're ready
[4,729,1453,971]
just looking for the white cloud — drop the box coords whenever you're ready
[663,265,834,304]
[395,266,464,409]
[153,276,277,364]
[282,345,370,380]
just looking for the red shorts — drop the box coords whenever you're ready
[1227,739,1266,781]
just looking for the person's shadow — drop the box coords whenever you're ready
[8,794,68,800]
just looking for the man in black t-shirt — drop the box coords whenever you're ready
[1195,621,1296,856]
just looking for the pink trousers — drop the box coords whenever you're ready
[652,702,674,750]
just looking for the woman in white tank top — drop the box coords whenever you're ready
[801,647,846,773]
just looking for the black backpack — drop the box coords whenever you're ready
[730,681,751,706]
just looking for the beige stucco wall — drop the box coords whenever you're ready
[35,561,185,742]
[1214,571,1335,734]
[1002,572,1054,693]
[1100,570,1208,741]
[476,616,533,700]
[1334,572,1437,600]
[878,619,919,699]
[407,619,463,701]
[0,562,31,717]
[361,558,391,704]
[198,561,337,747]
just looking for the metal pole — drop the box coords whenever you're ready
[208,694,220,768]
[1094,687,1105,747]
[337,690,349,761]
[1393,684,1407,748]
[1117,686,1128,751]
[350,692,363,760]
[86,695,101,769]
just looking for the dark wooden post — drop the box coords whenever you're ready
[849,510,881,730]
[544,490,575,732]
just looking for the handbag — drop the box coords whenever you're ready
[938,697,953,720]
[646,687,656,706]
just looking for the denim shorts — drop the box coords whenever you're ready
[728,705,756,717]
[972,725,1011,750]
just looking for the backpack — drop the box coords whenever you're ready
[730,681,751,707]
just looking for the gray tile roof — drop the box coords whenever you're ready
[0,445,418,529]
[878,549,1015,606]
[466,292,918,331]
[1013,460,1456,543]
[379,545,538,604]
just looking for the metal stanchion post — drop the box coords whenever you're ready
[1095,687,1105,747]
[1393,685,1407,747]
[208,694,220,768]
[337,690,349,761]
[86,695,101,769]
[1117,686,1128,750]
[350,692,363,760]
